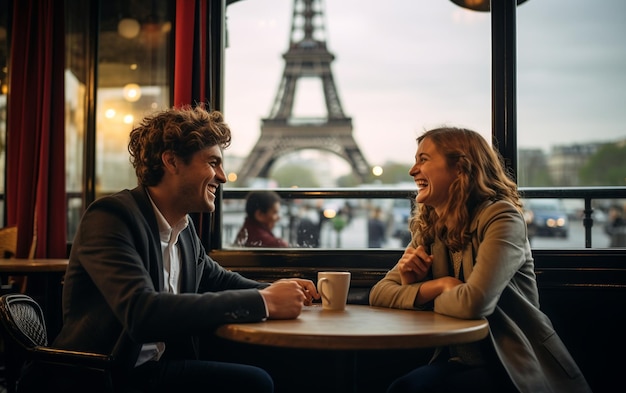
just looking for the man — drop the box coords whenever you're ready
[51,106,319,392]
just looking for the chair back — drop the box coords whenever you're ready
[0,293,48,349]
[0,294,49,393]
[0,226,18,258]
[0,294,134,393]
[0,227,34,293]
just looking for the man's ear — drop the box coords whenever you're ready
[162,151,178,173]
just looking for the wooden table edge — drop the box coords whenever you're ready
[215,324,489,350]
[0,259,69,273]
[215,306,490,351]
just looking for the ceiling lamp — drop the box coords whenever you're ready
[118,18,141,39]
[123,83,142,102]
[450,0,528,12]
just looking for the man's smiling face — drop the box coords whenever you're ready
[176,145,226,214]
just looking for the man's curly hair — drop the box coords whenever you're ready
[128,106,231,186]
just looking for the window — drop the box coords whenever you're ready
[65,0,173,240]
[95,0,172,196]
[224,0,492,187]
[517,0,626,188]
[222,0,626,250]
[3,0,619,249]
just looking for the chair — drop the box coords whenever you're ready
[0,227,20,294]
[0,226,37,294]
[0,227,18,259]
[0,226,37,260]
[0,293,120,393]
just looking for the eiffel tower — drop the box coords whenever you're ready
[235,0,370,185]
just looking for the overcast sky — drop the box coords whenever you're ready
[223,0,626,168]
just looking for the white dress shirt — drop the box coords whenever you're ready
[135,192,189,367]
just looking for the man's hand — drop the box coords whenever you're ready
[397,245,433,285]
[259,279,320,320]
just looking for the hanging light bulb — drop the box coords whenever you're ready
[123,83,142,102]
[118,18,141,39]
[450,0,528,12]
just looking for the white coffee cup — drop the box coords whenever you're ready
[317,271,351,311]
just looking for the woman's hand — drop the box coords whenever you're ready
[397,245,433,285]
[415,276,464,306]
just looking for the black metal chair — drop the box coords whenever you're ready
[0,293,120,393]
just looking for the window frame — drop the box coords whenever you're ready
[206,1,626,290]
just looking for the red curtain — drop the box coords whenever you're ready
[5,0,66,259]
[174,0,212,243]
[174,0,209,107]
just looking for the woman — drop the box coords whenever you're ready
[235,190,289,247]
[369,127,590,393]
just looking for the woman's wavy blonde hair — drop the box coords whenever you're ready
[409,127,522,251]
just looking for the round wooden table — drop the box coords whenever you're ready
[216,304,489,350]
[215,304,489,393]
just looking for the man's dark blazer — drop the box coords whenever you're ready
[53,186,269,369]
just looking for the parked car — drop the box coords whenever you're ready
[523,199,569,238]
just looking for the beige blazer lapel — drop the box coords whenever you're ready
[462,245,474,279]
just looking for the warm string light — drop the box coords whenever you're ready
[117,18,141,39]
[123,83,142,102]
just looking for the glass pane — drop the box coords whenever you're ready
[517,0,626,249]
[517,0,626,188]
[224,0,492,189]
[65,0,90,239]
[222,195,414,249]
[96,0,172,196]
[224,0,626,251]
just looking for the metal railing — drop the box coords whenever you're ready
[22,186,625,250]
[519,187,626,248]
[219,186,626,249]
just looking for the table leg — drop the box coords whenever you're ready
[334,351,358,393]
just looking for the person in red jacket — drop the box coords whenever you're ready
[235,191,290,247]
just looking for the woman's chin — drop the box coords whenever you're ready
[416,193,429,205]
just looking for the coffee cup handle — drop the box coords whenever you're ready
[317,277,331,305]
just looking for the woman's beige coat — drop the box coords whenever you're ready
[370,200,591,393]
